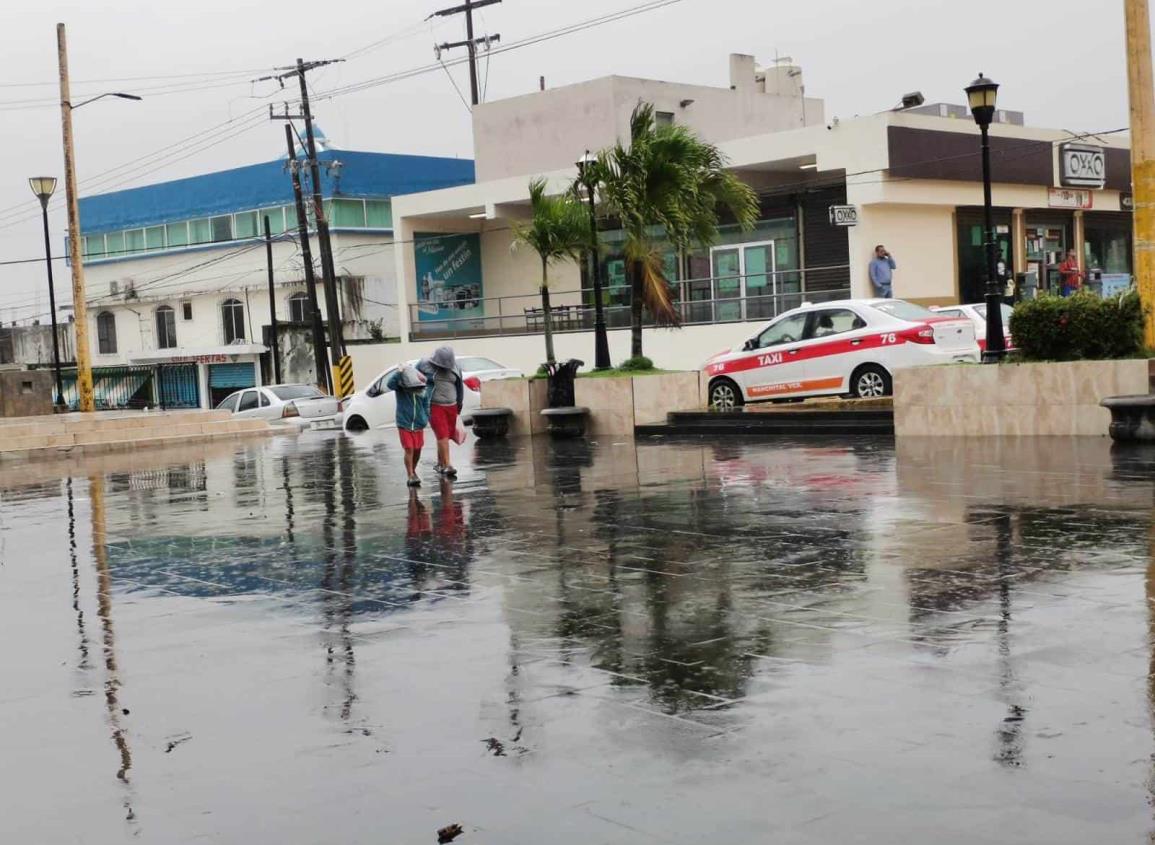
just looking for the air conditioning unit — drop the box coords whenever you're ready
[109,280,119,296]
[124,280,137,300]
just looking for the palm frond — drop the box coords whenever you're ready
[639,248,680,328]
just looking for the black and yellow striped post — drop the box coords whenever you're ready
[333,355,355,399]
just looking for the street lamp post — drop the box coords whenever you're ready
[576,151,611,370]
[29,176,65,408]
[56,22,142,412]
[965,73,1007,364]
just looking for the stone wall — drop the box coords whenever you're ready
[0,369,55,417]
[481,371,703,435]
[894,360,1155,437]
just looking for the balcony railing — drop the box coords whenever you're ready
[409,265,851,340]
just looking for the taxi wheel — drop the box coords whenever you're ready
[344,414,369,433]
[851,365,892,399]
[709,378,743,411]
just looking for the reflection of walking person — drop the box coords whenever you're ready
[386,363,432,488]
[869,245,896,298]
[419,346,464,480]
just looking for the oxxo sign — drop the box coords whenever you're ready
[828,205,859,226]
[1059,143,1106,189]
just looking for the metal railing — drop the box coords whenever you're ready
[409,265,851,340]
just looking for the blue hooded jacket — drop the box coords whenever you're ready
[386,369,433,431]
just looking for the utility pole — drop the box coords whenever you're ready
[1125,0,1155,348]
[264,215,282,385]
[284,124,331,393]
[264,59,349,393]
[431,0,502,106]
[57,23,93,412]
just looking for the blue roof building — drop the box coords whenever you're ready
[78,148,474,262]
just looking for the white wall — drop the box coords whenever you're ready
[348,321,766,389]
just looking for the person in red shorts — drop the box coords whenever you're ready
[418,346,464,480]
[385,363,432,487]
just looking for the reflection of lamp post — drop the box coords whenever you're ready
[576,151,611,371]
[28,176,65,408]
[965,73,1006,363]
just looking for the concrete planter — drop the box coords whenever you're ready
[894,359,1155,437]
[481,371,702,436]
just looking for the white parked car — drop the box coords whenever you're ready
[216,383,344,429]
[930,303,1016,352]
[703,298,980,408]
[343,355,523,432]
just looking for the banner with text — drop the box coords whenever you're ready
[414,232,484,323]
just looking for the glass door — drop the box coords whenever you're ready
[710,241,778,322]
[711,248,743,322]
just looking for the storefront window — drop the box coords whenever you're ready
[1084,217,1132,276]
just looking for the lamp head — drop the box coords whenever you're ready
[28,176,57,205]
[965,73,999,128]
[111,92,142,101]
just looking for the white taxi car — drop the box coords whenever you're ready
[704,298,980,408]
[930,303,1015,352]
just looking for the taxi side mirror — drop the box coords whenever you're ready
[366,385,381,398]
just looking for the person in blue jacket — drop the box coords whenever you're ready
[386,364,433,487]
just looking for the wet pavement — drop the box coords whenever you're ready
[3,431,1155,844]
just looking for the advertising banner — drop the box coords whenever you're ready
[414,232,484,323]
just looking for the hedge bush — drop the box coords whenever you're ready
[617,355,655,371]
[1008,290,1145,362]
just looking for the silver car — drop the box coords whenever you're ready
[216,384,343,429]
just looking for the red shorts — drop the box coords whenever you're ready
[430,403,458,440]
[398,428,425,450]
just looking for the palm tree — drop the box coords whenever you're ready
[511,178,590,365]
[589,103,759,359]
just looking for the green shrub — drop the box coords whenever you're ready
[617,355,655,371]
[1008,290,1145,361]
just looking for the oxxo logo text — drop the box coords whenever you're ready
[1060,144,1106,188]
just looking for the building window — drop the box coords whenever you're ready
[84,235,106,259]
[145,226,166,251]
[262,208,286,236]
[365,200,392,229]
[655,111,675,127]
[156,306,177,349]
[288,292,311,323]
[222,299,245,344]
[333,199,367,228]
[166,222,189,248]
[125,229,145,253]
[234,211,258,240]
[210,216,233,242]
[189,219,211,244]
[96,311,117,354]
[105,231,125,258]
[181,302,193,321]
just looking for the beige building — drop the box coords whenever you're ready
[377,54,1134,379]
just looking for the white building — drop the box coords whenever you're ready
[75,146,473,409]
[357,54,1133,383]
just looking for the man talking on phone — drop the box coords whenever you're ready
[869,245,897,298]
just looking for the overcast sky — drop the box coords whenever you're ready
[0,0,1141,320]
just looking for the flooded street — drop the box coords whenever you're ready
[3,432,1155,844]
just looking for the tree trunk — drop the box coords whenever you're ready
[541,258,556,365]
[629,258,644,359]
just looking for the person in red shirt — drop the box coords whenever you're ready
[1058,249,1084,297]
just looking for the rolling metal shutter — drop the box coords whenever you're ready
[208,362,255,389]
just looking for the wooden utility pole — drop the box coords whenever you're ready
[284,124,332,393]
[432,0,502,106]
[264,215,282,385]
[1125,0,1155,347]
[57,23,93,412]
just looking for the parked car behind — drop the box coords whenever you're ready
[930,303,1015,352]
[216,383,343,429]
[703,298,979,408]
[343,355,522,432]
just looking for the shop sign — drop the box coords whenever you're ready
[828,205,858,226]
[1121,192,1134,211]
[1047,188,1093,210]
[1059,143,1106,189]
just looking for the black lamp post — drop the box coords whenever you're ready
[576,150,612,371]
[965,73,1007,363]
[28,176,65,408]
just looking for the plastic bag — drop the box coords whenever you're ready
[451,414,467,445]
